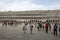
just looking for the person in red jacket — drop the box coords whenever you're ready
[45,23,49,33]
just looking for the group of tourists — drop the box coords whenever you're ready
[2,20,60,36]
[2,21,17,26]
[23,21,33,34]
[23,21,60,37]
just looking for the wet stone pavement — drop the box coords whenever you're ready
[0,23,60,40]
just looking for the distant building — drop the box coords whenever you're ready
[0,10,60,23]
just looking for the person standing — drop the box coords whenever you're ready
[36,22,40,31]
[45,23,49,33]
[53,23,58,36]
[39,23,42,29]
[42,23,45,29]
[37,25,40,31]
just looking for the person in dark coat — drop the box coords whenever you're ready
[53,23,58,36]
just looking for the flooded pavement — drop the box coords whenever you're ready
[0,23,60,40]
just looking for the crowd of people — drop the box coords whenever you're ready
[23,21,60,37]
[2,21,17,26]
[1,20,60,37]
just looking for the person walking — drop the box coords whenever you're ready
[23,23,27,34]
[29,23,33,34]
[38,22,42,30]
[53,23,58,36]
[48,23,51,31]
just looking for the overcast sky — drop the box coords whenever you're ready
[0,0,60,11]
